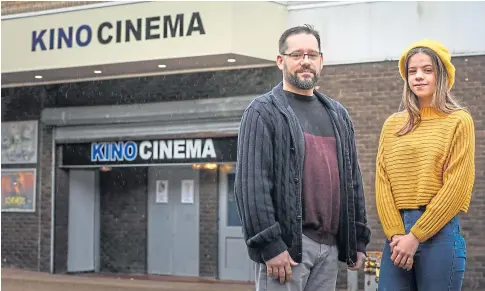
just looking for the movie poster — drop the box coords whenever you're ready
[1,120,38,164]
[1,169,36,212]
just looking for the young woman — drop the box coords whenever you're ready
[375,40,475,291]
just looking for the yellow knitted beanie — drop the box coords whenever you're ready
[398,39,455,89]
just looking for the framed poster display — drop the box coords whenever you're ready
[1,168,36,212]
[1,120,38,164]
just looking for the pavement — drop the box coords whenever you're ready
[1,268,349,291]
[1,268,254,291]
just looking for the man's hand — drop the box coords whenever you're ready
[348,252,366,271]
[390,233,419,271]
[266,250,298,284]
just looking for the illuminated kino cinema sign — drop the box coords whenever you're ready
[91,139,217,162]
[31,12,205,51]
[61,137,237,166]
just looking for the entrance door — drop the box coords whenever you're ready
[67,170,100,273]
[147,165,199,276]
[218,165,255,281]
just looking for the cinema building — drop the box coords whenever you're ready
[2,1,484,290]
[1,0,287,282]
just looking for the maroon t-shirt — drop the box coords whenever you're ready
[285,90,340,245]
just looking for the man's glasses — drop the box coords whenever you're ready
[281,51,322,61]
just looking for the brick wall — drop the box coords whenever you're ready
[1,90,43,271]
[99,167,148,273]
[0,182,39,271]
[1,1,105,16]
[319,55,485,290]
[1,86,54,273]
[449,56,485,290]
[38,124,54,273]
[40,67,280,107]
[199,169,219,277]
[53,161,69,274]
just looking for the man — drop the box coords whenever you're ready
[234,24,371,291]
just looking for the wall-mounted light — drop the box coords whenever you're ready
[220,164,233,172]
[35,75,43,79]
[158,64,167,68]
[192,163,218,170]
[204,163,218,170]
[94,70,102,74]
[227,58,236,63]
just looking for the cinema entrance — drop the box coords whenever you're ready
[44,94,256,279]
[58,136,238,277]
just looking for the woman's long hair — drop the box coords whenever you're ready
[397,47,464,136]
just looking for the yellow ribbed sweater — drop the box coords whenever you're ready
[376,107,475,243]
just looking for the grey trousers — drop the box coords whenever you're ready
[255,235,339,291]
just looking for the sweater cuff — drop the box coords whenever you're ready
[410,225,428,243]
[385,225,406,241]
[261,237,288,262]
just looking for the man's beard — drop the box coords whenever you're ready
[284,65,320,90]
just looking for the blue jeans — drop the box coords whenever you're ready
[378,208,467,291]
